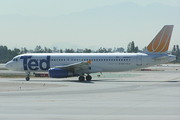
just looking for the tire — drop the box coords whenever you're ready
[26,77,30,81]
[79,76,85,82]
[86,75,92,81]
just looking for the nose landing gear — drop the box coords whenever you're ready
[26,72,30,81]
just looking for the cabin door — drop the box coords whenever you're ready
[136,55,142,66]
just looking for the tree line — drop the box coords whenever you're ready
[171,45,180,62]
[2,41,179,63]
[0,41,138,63]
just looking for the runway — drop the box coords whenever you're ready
[0,64,180,120]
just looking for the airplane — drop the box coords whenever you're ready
[5,25,176,81]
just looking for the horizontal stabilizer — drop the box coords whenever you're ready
[152,56,169,60]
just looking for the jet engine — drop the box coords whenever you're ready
[49,68,73,78]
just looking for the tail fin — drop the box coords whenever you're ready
[145,25,174,54]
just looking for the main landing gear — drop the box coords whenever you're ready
[26,72,30,81]
[78,75,92,82]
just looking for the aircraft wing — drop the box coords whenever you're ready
[54,60,92,71]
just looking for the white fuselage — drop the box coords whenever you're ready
[5,53,175,75]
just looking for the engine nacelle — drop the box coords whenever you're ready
[48,68,73,78]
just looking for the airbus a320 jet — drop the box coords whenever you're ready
[5,25,176,81]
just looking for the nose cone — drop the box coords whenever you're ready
[5,61,12,70]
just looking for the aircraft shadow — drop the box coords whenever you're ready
[11,79,179,83]
[11,78,119,84]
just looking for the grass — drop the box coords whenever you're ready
[0,74,35,78]
[0,68,8,70]
[0,73,141,78]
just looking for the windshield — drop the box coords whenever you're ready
[13,58,18,61]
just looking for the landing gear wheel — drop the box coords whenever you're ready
[79,76,85,82]
[86,75,92,81]
[26,77,30,81]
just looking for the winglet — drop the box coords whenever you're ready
[87,60,93,65]
[146,25,174,54]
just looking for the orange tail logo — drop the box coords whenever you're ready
[147,25,174,53]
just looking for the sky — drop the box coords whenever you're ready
[0,0,180,16]
[0,0,180,50]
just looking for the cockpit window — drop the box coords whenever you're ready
[13,58,18,61]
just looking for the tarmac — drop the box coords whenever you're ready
[0,64,180,120]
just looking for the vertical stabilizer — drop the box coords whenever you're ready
[145,25,174,54]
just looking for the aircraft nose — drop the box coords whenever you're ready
[5,61,12,70]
